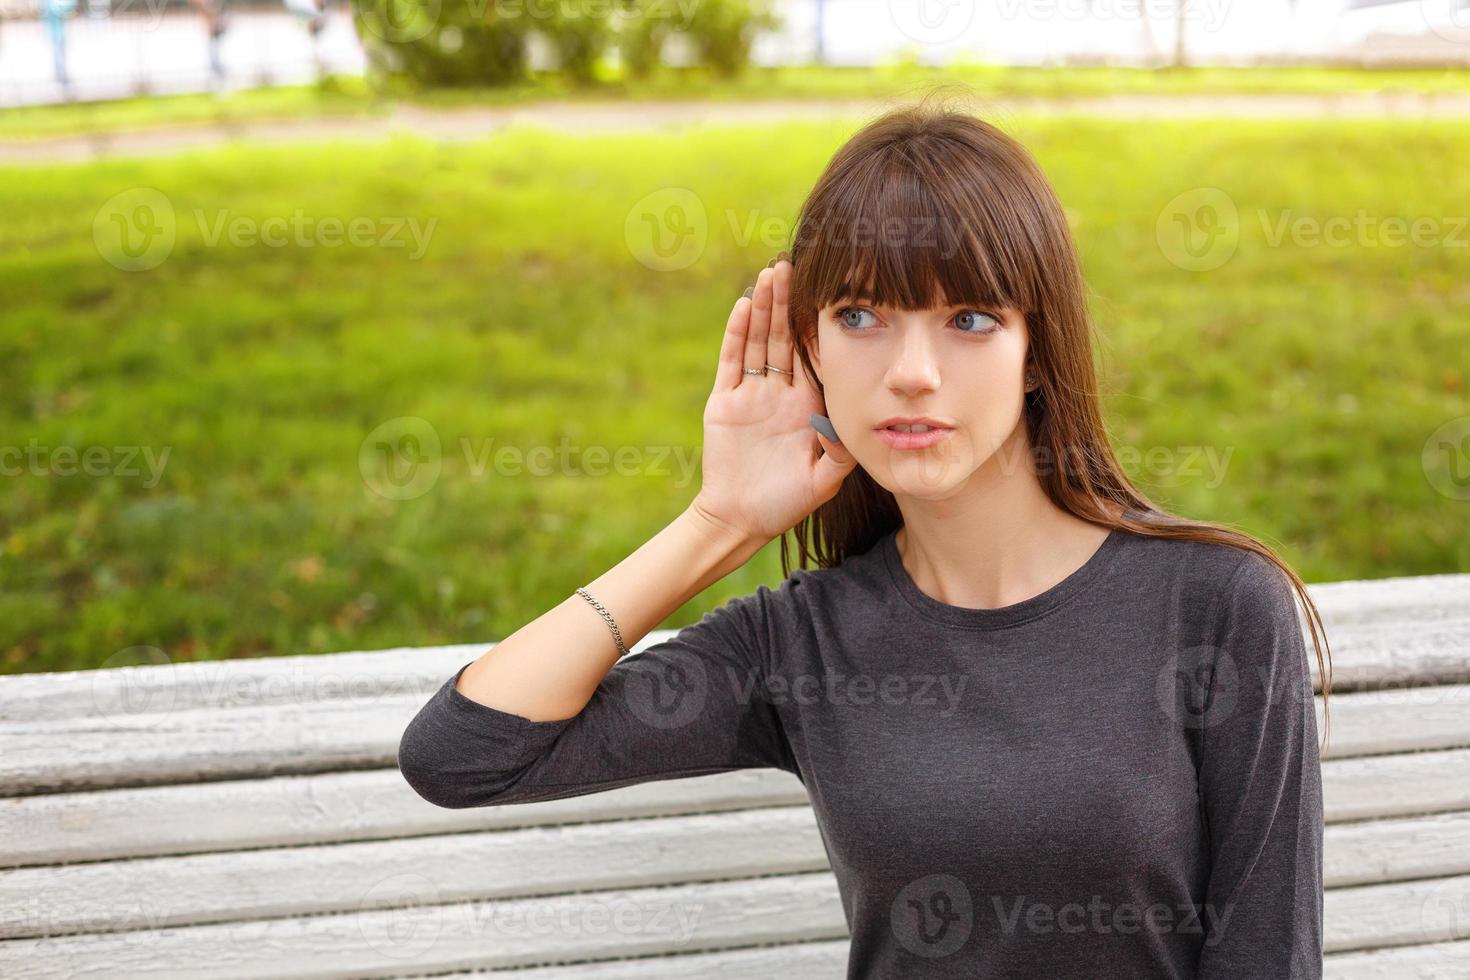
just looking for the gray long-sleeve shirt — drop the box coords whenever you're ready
[397,521,1325,978]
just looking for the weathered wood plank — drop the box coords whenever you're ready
[1322,748,1470,823]
[1,573,1464,725]
[1325,939,1470,979]
[1318,617,1470,693]
[1325,812,1470,888]
[0,806,829,940]
[452,939,851,978]
[0,870,850,979]
[8,799,1470,941]
[1314,684,1470,758]
[6,677,1467,797]
[3,866,1467,973]
[9,745,1470,870]
[1326,874,1470,953]
[0,768,809,868]
[446,937,1470,980]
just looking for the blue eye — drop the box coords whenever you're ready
[840,307,870,333]
[954,310,1001,335]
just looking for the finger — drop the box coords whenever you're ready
[810,427,859,501]
[768,258,794,385]
[743,266,774,378]
[714,289,752,392]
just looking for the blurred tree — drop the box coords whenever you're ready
[684,0,780,77]
[617,0,780,80]
[541,2,617,85]
[351,0,530,86]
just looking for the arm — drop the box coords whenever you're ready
[396,504,790,809]
[1195,552,1324,979]
[397,256,854,809]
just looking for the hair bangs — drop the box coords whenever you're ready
[795,151,1028,319]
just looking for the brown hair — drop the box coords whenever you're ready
[777,90,1333,748]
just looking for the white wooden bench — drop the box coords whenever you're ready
[3,571,1469,978]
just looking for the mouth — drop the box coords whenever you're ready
[875,423,955,450]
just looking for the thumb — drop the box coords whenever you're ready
[809,414,858,499]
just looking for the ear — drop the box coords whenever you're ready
[804,325,824,387]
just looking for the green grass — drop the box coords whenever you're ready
[2,115,1466,673]
[4,62,1470,141]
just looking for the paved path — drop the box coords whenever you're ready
[6,90,1470,164]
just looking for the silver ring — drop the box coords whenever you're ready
[764,364,792,376]
[742,367,766,376]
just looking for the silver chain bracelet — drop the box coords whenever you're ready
[575,587,629,659]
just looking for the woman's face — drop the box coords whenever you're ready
[810,294,1032,500]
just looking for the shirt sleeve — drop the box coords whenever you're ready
[396,581,800,809]
[1195,552,1325,979]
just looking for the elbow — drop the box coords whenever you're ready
[396,722,519,810]
[397,757,476,810]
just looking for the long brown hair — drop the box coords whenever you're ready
[777,90,1333,748]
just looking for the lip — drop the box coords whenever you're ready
[875,416,953,430]
[875,422,955,451]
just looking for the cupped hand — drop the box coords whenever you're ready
[689,257,859,545]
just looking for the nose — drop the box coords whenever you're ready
[884,325,941,396]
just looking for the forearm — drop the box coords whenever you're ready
[453,504,768,722]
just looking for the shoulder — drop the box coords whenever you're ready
[1113,531,1300,633]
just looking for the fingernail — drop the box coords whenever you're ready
[742,286,753,299]
[810,413,840,443]
[778,250,790,263]
[766,256,777,269]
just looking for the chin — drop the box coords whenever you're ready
[864,446,980,500]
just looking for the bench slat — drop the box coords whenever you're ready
[1314,683,1470,758]
[1326,874,1470,953]
[441,936,1470,980]
[7,679,1469,797]
[1325,812,1470,888]
[2,572,1466,725]
[8,744,1470,870]
[455,939,852,979]
[1322,748,1470,823]
[0,768,808,868]
[1324,939,1470,979]
[0,870,849,979]
[7,797,1469,941]
[0,806,829,940]
[3,867,1468,974]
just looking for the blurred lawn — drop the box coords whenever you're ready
[5,63,1470,140]
[1,114,1466,673]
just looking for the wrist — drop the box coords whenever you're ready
[681,500,768,561]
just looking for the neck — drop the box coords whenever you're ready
[892,444,1115,611]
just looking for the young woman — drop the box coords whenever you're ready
[399,98,1332,978]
